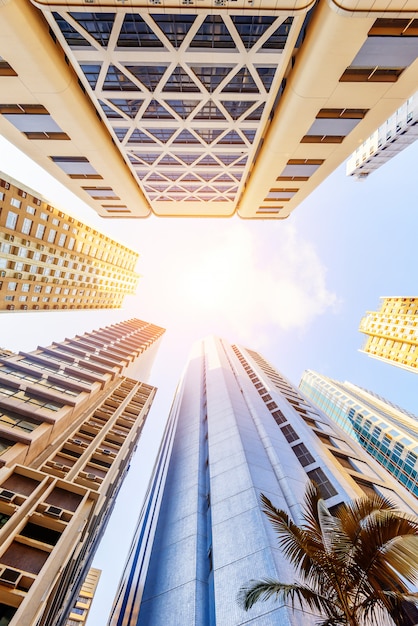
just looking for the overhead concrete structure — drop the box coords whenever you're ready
[1,0,418,218]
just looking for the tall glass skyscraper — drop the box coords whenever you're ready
[109,337,417,626]
[299,370,418,498]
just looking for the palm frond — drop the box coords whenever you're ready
[241,486,418,626]
[237,577,341,618]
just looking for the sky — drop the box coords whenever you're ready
[0,134,417,624]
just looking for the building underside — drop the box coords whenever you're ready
[1,0,418,218]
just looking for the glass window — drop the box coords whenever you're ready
[47,229,57,243]
[35,224,46,239]
[292,443,315,467]
[307,468,337,499]
[58,234,67,247]
[21,217,33,235]
[10,198,21,208]
[5,211,18,229]
[8,282,17,291]
[40,212,48,221]
[26,205,36,215]
[0,408,39,432]
[281,424,299,443]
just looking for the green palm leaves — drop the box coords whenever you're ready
[238,482,418,625]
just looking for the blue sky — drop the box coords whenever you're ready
[0,135,417,624]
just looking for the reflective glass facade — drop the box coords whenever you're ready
[300,370,418,498]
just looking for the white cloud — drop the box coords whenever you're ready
[136,220,339,348]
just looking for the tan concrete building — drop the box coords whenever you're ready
[0,173,139,312]
[359,297,418,373]
[65,567,101,626]
[0,317,165,626]
[1,0,418,219]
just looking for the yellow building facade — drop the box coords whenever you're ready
[0,173,139,312]
[65,567,101,626]
[359,296,418,373]
[1,0,418,218]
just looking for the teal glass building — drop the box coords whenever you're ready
[299,370,418,498]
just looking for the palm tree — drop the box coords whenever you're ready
[238,482,418,626]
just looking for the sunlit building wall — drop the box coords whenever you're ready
[109,337,417,626]
[359,296,418,373]
[65,567,101,626]
[2,2,418,218]
[0,318,164,626]
[299,370,418,498]
[346,92,418,179]
[0,172,139,312]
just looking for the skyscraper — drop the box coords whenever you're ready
[359,297,418,373]
[0,172,139,312]
[346,93,418,180]
[0,318,165,626]
[109,337,417,626]
[1,0,418,218]
[299,370,418,498]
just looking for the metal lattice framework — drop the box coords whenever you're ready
[47,11,295,211]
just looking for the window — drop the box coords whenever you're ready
[281,424,299,443]
[10,198,21,209]
[52,218,60,226]
[271,409,286,425]
[47,229,57,244]
[7,282,17,291]
[292,443,315,467]
[21,217,33,235]
[352,478,376,498]
[35,224,46,239]
[21,283,30,292]
[5,211,18,229]
[307,468,337,499]
[58,234,67,247]
[0,408,39,432]
[40,212,48,221]
[26,205,36,215]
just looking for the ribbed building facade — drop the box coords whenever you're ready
[0,172,139,312]
[2,1,418,218]
[0,318,164,626]
[299,370,418,499]
[109,337,417,626]
[346,92,418,180]
[359,296,418,373]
